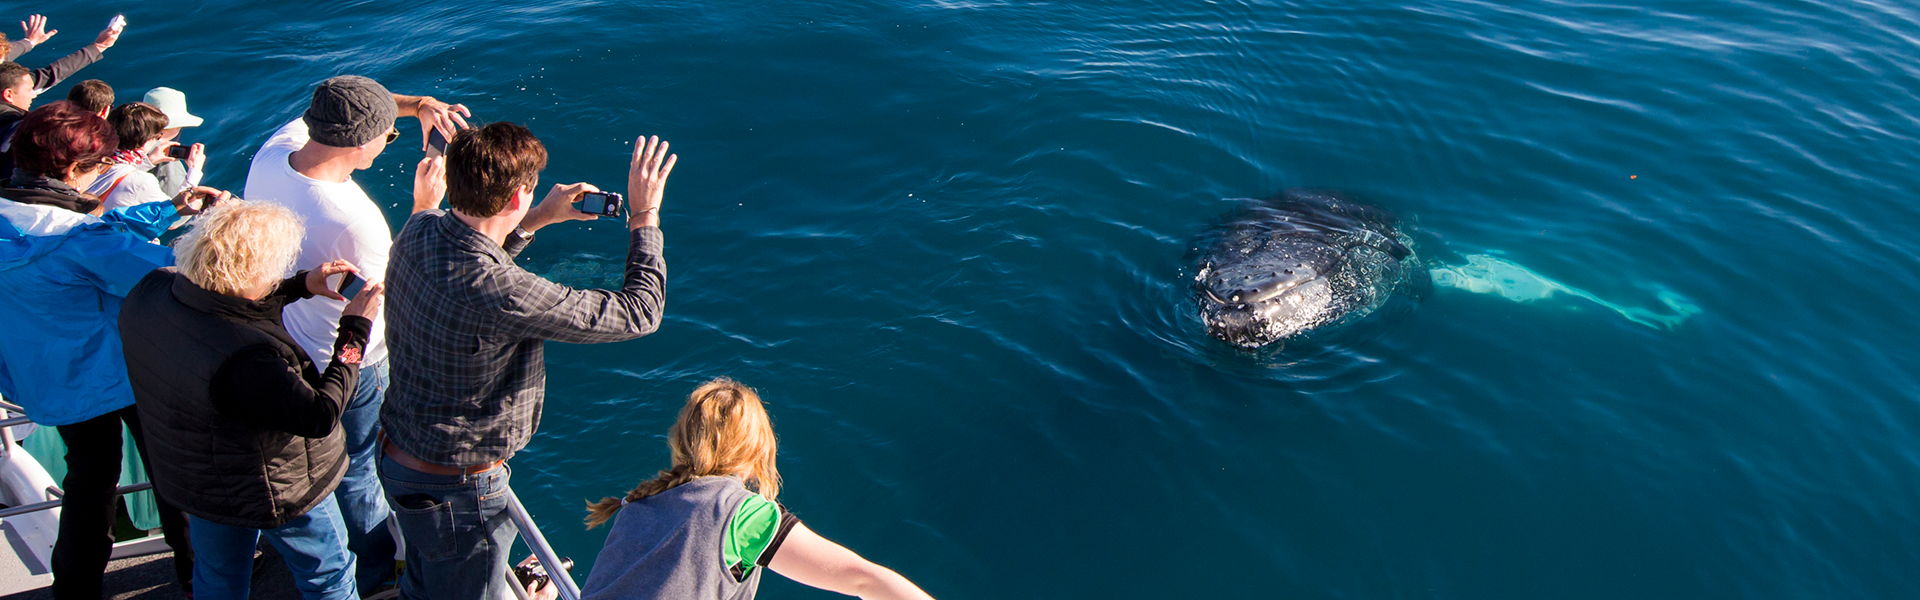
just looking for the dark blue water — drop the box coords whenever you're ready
[20,0,1920,596]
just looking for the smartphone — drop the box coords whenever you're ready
[572,191,624,218]
[108,15,127,32]
[166,144,192,160]
[336,273,367,301]
[425,127,449,158]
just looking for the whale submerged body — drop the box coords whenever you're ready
[1192,189,1424,349]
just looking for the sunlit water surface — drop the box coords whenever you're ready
[21,0,1920,596]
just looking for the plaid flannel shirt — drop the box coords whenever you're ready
[380,210,665,466]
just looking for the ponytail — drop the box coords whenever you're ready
[584,464,701,529]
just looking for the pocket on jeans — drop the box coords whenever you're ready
[391,493,459,562]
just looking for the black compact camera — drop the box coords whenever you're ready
[335,273,367,301]
[165,144,192,160]
[572,191,624,219]
[426,127,450,157]
[513,556,573,592]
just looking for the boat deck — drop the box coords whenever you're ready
[0,547,302,600]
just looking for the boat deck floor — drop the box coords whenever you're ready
[0,546,302,600]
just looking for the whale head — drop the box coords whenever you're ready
[1190,190,1421,350]
[1194,238,1343,349]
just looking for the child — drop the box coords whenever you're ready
[581,378,936,600]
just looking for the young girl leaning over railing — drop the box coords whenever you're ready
[580,378,936,600]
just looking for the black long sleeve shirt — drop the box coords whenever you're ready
[208,274,371,438]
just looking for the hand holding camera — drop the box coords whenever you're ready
[523,182,605,231]
[413,155,447,213]
[308,261,386,321]
[572,191,624,219]
[158,142,207,171]
[341,281,386,321]
[170,186,228,216]
[305,260,361,301]
[94,15,123,51]
[514,555,572,600]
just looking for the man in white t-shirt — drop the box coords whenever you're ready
[243,74,468,594]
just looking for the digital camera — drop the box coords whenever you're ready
[573,191,624,219]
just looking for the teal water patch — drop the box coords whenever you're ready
[536,258,625,290]
[1429,255,1701,329]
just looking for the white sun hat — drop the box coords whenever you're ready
[142,87,204,128]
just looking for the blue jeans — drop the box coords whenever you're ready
[337,359,396,593]
[190,495,356,600]
[378,455,517,600]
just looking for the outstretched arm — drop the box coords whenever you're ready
[767,524,935,600]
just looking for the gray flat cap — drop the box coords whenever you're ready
[303,75,397,148]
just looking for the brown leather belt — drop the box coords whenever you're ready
[381,437,504,476]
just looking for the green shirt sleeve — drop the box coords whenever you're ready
[723,493,798,581]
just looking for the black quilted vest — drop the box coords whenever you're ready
[120,268,347,529]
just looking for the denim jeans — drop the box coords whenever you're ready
[337,359,396,592]
[52,405,194,600]
[378,455,517,600]
[189,494,357,600]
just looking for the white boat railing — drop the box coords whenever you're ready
[506,488,582,600]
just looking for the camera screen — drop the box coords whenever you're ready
[337,273,365,300]
[583,193,618,216]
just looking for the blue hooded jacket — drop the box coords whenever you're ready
[0,195,177,426]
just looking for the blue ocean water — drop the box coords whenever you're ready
[18,0,1920,596]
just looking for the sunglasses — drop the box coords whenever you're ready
[385,128,401,144]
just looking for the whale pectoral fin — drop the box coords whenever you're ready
[1432,255,1702,329]
[1383,238,1412,261]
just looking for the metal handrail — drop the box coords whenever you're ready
[505,488,582,600]
[0,482,153,519]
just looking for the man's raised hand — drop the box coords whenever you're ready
[627,135,676,229]
[416,98,471,152]
[22,15,54,45]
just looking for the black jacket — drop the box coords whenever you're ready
[121,268,369,528]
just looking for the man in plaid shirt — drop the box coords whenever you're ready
[378,122,676,600]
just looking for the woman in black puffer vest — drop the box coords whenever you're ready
[120,199,386,600]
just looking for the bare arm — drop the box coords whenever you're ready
[767,524,934,600]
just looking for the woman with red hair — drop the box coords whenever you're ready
[0,100,223,598]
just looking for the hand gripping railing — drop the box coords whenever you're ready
[504,488,582,600]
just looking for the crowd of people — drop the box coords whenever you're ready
[0,13,935,600]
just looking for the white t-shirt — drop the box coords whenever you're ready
[86,159,203,212]
[244,119,389,365]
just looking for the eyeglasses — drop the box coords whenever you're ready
[385,128,401,144]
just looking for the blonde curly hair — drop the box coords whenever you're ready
[172,200,305,297]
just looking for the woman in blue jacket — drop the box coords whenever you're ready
[0,100,221,599]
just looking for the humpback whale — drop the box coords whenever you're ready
[1191,189,1424,349]
[1192,189,1701,349]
